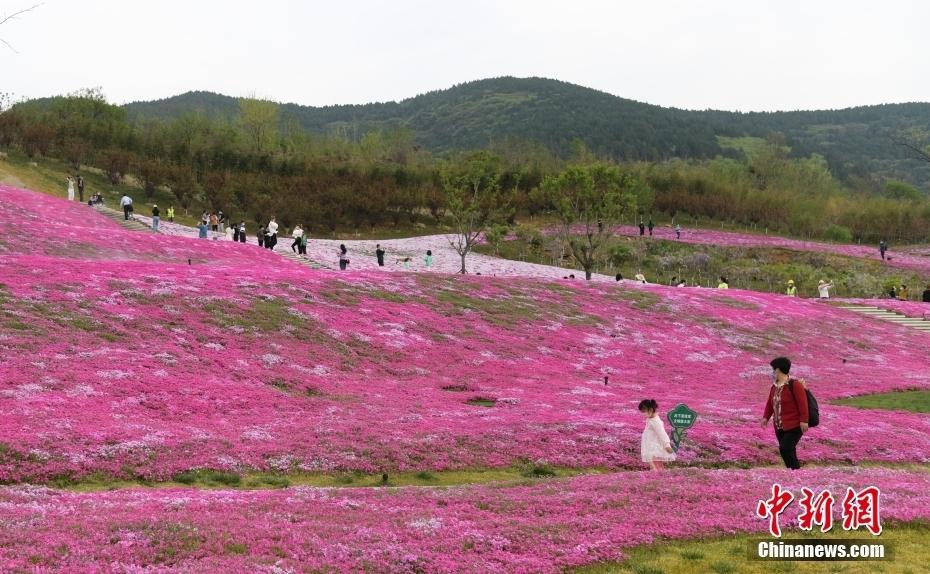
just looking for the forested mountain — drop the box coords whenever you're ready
[124,77,930,188]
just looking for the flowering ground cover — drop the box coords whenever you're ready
[2,184,930,571]
[1,466,929,573]
[3,184,930,483]
[133,212,616,280]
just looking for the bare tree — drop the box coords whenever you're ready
[0,4,41,53]
[443,152,508,274]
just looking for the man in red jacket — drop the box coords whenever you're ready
[760,356,809,469]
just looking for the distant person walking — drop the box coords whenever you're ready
[119,194,133,220]
[265,217,278,250]
[225,224,235,241]
[298,229,308,256]
[233,221,241,242]
[338,244,349,270]
[879,240,887,261]
[376,244,386,267]
[922,285,930,303]
[647,219,655,236]
[785,280,797,297]
[424,250,433,268]
[151,204,160,232]
[638,221,645,236]
[238,221,247,243]
[675,224,682,240]
[198,220,209,239]
[217,211,226,234]
[290,225,304,253]
[166,206,175,223]
[639,399,675,472]
[210,213,219,233]
[817,279,834,299]
[76,175,85,203]
[66,176,75,201]
[717,276,729,289]
[761,357,809,470]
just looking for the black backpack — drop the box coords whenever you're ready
[790,379,819,428]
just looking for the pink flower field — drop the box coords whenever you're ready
[2,467,929,573]
[1,184,929,571]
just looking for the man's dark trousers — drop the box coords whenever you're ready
[775,427,802,469]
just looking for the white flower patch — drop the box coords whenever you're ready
[408,518,443,533]
[286,308,308,319]
[685,351,718,363]
[66,384,99,397]
[241,427,273,441]
[262,353,284,366]
[583,334,611,347]
[153,369,168,378]
[96,369,131,380]
[203,342,224,351]
[266,455,298,472]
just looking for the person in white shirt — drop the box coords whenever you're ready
[290,225,304,253]
[817,279,834,299]
[66,176,75,201]
[119,194,133,220]
[264,217,279,250]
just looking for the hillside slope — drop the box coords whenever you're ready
[123,76,930,186]
[2,184,929,484]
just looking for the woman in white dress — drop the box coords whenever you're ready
[66,176,75,201]
[639,399,676,471]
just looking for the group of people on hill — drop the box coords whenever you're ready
[642,356,811,472]
[637,219,683,239]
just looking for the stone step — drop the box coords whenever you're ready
[837,303,930,334]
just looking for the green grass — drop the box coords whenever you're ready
[467,397,498,407]
[575,521,930,574]
[55,466,604,492]
[476,236,928,298]
[833,391,930,413]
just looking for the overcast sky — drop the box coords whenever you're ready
[1,0,926,111]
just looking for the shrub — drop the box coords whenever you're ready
[823,223,853,243]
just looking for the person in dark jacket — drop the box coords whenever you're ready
[922,285,930,303]
[376,244,386,267]
[761,356,809,470]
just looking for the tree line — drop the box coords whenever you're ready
[1,89,929,246]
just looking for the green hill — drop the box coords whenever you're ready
[123,77,930,188]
